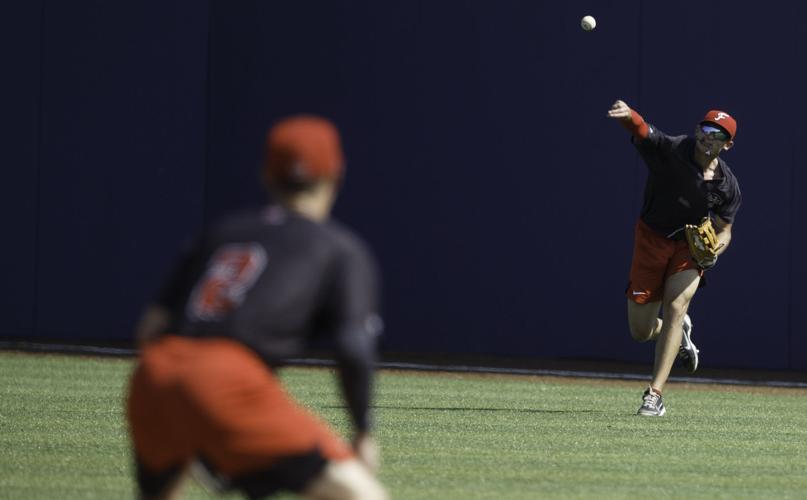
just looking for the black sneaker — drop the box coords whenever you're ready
[637,387,666,416]
[678,314,699,373]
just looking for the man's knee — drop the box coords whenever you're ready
[671,293,692,311]
[627,301,660,342]
[666,295,692,321]
[628,319,656,342]
[303,459,387,500]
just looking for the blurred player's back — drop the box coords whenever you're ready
[159,204,380,364]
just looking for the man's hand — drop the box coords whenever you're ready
[353,432,381,474]
[134,305,172,346]
[685,218,725,270]
[607,100,632,121]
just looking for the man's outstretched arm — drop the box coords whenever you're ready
[608,99,650,140]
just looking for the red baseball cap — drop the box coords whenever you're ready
[265,115,344,185]
[701,110,737,139]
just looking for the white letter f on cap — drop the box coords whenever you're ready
[715,112,729,121]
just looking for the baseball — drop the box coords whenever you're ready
[581,15,596,31]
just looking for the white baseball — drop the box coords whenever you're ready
[581,15,596,31]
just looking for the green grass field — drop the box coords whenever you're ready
[1,352,807,499]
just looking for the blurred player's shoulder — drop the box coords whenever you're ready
[318,218,381,300]
[203,206,302,237]
[199,205,376,266]
[319,217,377,264]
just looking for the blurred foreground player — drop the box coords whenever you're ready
[127,116,387,499]
[608,100,741,416]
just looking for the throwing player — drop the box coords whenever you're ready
[608,100,742,416]
[127,116,388,498]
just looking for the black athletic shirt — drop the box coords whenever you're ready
[154,205,382,432]
[633,125,742,236]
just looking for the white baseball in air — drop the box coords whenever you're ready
[581,15,596,31]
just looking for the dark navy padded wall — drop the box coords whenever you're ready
[0,2,42,337]
[33,1,209,339]
[789,2,807,370]
[2,0,805,369]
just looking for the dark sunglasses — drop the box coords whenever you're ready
[700,124,730,141]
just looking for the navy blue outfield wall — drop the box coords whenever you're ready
[2,1,806,370]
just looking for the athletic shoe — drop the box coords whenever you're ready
[637,387,666,416]
[678,314,699,373]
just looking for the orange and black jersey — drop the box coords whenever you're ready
[632,126,741,236]
[154,205,382,431]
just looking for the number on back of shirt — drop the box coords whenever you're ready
[187,243,267,321]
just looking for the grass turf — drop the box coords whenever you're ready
[1,352,806,499]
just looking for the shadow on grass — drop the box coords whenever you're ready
[322,404,603,414]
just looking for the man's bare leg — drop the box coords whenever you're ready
[650,270,700,392]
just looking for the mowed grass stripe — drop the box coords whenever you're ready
[1,353,806,499]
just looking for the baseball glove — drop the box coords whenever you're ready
[685,217,723,270]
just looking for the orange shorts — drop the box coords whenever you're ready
[126,336,352,487]
[626,219,702,304]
